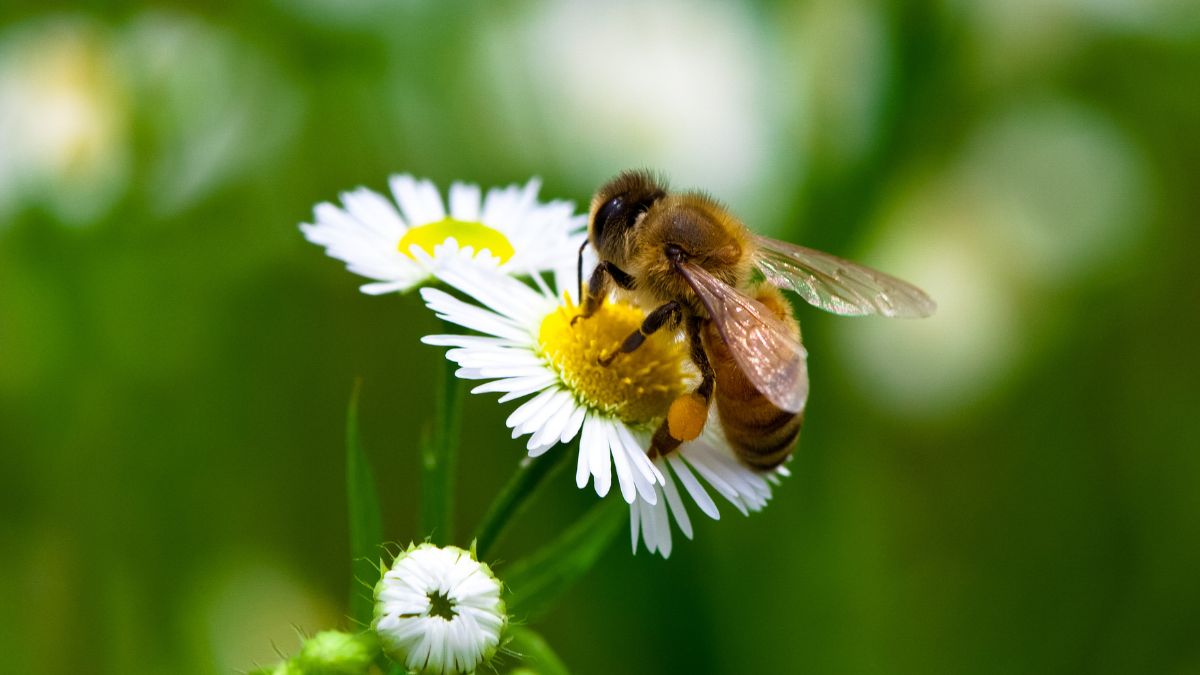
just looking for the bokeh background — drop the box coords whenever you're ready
[2,0,1198,673]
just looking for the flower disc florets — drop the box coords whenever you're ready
[537,297,689,427]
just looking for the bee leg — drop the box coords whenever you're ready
[573,263,612,325]
[598,301,680,366]
[650,316,715,457]
[574,262,638,325]
[605,262,637,290]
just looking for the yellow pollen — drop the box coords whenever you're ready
[397,218,515,262]
[538,297,690,427]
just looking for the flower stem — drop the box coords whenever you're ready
[504,497,626,620]
[420,341,464,545]
[473,447,572,559]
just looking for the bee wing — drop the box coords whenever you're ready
[753,234,936,318]
[676,261,809,414]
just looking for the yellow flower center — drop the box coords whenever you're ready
[397,218,515,263]
[538,297,691,427]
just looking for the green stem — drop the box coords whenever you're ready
[345,379,383,626]
[420,344,464,545]
[504,497,626,620]
[473,447,572,560]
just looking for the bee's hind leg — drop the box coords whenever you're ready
[650,316,714,457]
[597,300,680,366]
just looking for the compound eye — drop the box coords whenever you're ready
[592,195,625,247]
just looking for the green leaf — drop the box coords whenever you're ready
[473,449,572,560]
[505,626,570,675]
[503,498,625,621]
[420,349,465,545]
[346,379,383,626]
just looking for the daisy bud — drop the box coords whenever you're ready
[374,544,508,674]
[294,630,378,675]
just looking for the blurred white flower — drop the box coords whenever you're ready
[834,98,1146,417]
[958,100,1148,285]
[835,218,1021,417]
[0,11,302,226]
[783,0,888,169]
[118,10,301,216]
[302,175,585,294]
[483,0,796,214]
[374,544,506,675]
[0,17,129,225]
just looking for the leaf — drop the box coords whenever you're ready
[473,450,572,560]
[505,626,570,675]
[346,379,383,626]
[420,354,465,544]
[503,498,625,621]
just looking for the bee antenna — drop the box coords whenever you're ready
[576,238,589,303]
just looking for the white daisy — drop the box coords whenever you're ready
[374,544,507,675]
[300,174,586,295]
[421,259,791,555]
[631,419,790,558]
[419,259,687,506]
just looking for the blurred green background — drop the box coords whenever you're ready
[2,1,1198,673]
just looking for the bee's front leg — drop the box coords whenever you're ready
[650,316,714,457]
[574,261,637,325]
[573,263,612,325]
[598,301,680,366]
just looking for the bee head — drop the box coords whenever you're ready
[589,169,666,264]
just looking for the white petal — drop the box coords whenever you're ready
[420,287,531,343]
[559,403,587,443]
[506,387,559,431]
[341,186,407,236]
[361,279,419,295]
[422,334,524,349]
[495,375,560,402]
[390,174,445,225]
[575,414,594,489]
[449,182,482,222]
[529,392,578,450]
[616,423,664,487]
[651,494,673,558]
[521,389,573,443]
[638,492,658,554]
[435,262,551,327]
[629,498,641,554]
[660,461,694,540]
[588,418,613,498]
[527,438,557,458]
[685,448,750,516]
[608,426,638,504]
[667,454,720,520]
[612,426,658,506]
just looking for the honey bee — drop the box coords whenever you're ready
[575,170,936,470]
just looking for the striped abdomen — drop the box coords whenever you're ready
[701,284,804,471]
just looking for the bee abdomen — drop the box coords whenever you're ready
[702,285,803,472]
[713,372,804,471]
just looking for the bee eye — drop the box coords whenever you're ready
[593,195,625,248]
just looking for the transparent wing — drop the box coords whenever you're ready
[753,234,936,318]
[676,261,809,414]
